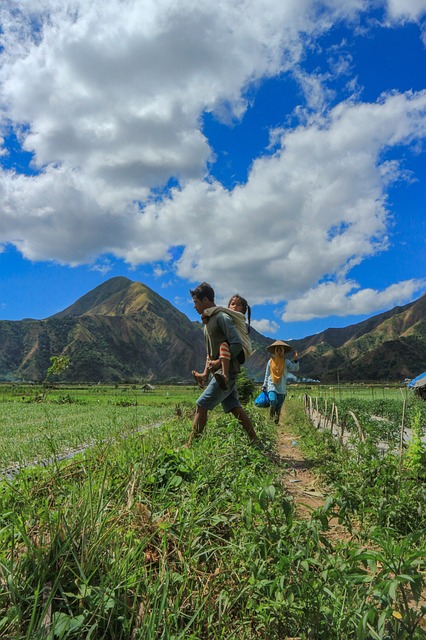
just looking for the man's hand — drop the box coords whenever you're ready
[207,357,220,372]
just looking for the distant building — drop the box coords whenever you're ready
[141,383,155,392]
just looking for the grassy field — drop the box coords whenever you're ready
[0,382,199,405]
[0,381,421,470]
[0,383,199,470]
[1,384,425,639]
[295,382,410,401]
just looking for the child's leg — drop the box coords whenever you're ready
[192,357,210,389]
[214,342,230,390]
[220,342,230,380]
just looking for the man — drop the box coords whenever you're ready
[187,282,260,446]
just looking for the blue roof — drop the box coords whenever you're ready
[407,371,426,388]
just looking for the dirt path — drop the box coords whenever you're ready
[275,402,349,542]
[276,418,326,518]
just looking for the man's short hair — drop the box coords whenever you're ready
[190,282,215,302]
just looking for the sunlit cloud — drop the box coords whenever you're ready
[251,319,280,335]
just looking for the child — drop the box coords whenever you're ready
[192,294,252,390]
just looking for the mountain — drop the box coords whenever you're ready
[290,294,426,382]
[0,278,206,383]
[0,276,425,383]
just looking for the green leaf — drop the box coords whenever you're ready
[52,612,85,636]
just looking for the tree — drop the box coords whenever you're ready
[46,355,70,380]
[37,355,70,402]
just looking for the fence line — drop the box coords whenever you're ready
[302,393,425,453]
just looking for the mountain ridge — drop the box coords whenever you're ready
[0,277,425,383]
[290,294,426,382]
[50,277,163,318]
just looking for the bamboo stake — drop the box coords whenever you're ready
[332,404,338,437]
[399,390,407,464]
[348,410,365,442]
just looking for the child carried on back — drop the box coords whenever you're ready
[192,294,252,390]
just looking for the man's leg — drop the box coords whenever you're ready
[230,406,259,442]
[187,375,233,446]
[186,404,208,446]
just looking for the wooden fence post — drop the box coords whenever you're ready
[399,394,407,465]
[339,419,345,445]
[330,403,336,435]
[330,403,336,436]
[348,410,365,442]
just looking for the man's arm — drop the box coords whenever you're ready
[263,360,270,389]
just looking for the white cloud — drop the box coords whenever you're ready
[251,319,280,335]
[282,278,426,321]
[0,0,366,259]
[135,90,426,309]
[385,0,426,22]
[0,0,324,189]
[90,259,113,275]
[0,1,425,324]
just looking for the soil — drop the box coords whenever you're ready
[276,409,328,518]
[275,406,353,541]
[276,430,325,517]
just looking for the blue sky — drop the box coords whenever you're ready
[0,0,425,339]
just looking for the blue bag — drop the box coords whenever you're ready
[254,389,270,408]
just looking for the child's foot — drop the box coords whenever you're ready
[214,371,228,390]
[192,370,206,389]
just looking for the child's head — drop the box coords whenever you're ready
[228,294,251,332]
[228,294,247,314]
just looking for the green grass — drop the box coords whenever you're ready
[1,390,425,638]
[0,383,200,469]
[294,382,410,402]
[0,403,172,469]
[0,382,199,405]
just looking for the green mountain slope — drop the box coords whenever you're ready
[0,277,424,383]
[291,294,426,382]
[1,278,207,382]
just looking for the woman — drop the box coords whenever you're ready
[263,340,299,424]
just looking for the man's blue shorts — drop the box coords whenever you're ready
[196,375,241,413]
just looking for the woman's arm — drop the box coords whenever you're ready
[263,360,270,388]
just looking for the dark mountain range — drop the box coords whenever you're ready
[290,294,426,382]
[0,276,424,383]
